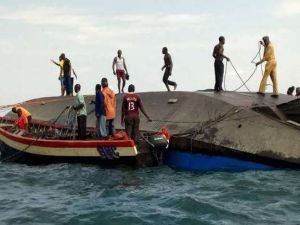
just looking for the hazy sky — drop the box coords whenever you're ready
[1,0,300,106]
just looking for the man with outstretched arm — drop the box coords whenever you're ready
[51,53,77,96]
[112,49,128,93]
[161,47,177,92]
[212,36,230,92]
[121,84,151,143]
[256,36,278,98]
[51,54,65,96]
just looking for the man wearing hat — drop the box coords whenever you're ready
[256,36,278,98]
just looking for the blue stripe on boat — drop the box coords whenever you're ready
[164,150,273,172]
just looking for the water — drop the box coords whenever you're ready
[0,163,299,225]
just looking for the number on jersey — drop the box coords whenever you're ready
[128,102,135,111]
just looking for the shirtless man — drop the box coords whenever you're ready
[212,36,230,92]
[161,47,177,91]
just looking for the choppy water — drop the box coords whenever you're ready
[0,163,299,225]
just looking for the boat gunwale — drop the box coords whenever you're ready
[0,117,135,148]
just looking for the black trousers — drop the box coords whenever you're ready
[163,70,176,86]
[77,115,87,140]
[125,117,140,142]
[214,60,224,91]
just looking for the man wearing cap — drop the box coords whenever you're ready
[73,84,87,139]
[256,36,278,98]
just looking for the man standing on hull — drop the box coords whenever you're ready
[212,36,230,92]
[256,36,278,98]
[161,47,177,91]
[112,49,128,93]
[51,54,66,96]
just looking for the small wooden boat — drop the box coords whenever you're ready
[0,117,138,165]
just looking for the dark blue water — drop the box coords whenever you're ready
[0,163,299,225]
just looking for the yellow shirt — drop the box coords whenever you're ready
[16,106,31,117]
[263,43,276,62]
[59,60,64,77]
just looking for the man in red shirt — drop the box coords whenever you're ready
[121,84,151,142]
[15,109,28,130]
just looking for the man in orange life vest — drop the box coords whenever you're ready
[12,106,32,125]
[112,49,129,93]
[121,84,151,142]
[101,77,116,136]
[15,109,28,130]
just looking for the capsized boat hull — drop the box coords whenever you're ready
[3,91,300,170]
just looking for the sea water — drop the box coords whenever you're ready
[0,163,299,225]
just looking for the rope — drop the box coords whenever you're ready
[224,42,264,93]
[171,107,240,137]
[232,64,257,92]
[223,60,228,91]
[151,119,203,124]
[229,61,252,92]
[65,107,77,139]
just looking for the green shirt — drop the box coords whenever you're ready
[75,91,87,116]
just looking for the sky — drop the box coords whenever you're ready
[0,0,300,106]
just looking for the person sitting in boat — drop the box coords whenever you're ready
[73,84,87,140]
[121,84,151,142]
[12,106,32,126]
[91,84,107,139]
[15,109,28,132]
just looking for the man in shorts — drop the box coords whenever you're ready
[112,49,129,93]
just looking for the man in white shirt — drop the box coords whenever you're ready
[112,49,129,93]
